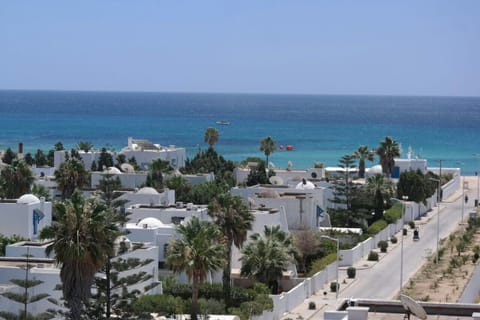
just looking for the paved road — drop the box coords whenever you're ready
[339,185,475,301]
[282,177,479,320]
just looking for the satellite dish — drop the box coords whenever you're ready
[269,176,284,185]
[120,163,135,173]
[400,294,427,320]
[268,161,275,169]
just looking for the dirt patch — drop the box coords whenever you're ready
[401,224,480,303]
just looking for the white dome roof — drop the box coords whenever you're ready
[368,165,383,175]
[138,217,164,228]
[105,167,122,174]
[137,187,159,195]
[17,194,41,204]
[296,180,315,190]
[258,189,280,198]
[120,163,135,173]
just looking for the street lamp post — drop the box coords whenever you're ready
[430,177,441,264]
[457,161,465,224]
[400,196,408,293]
[321,235,339,300]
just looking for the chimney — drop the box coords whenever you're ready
[18,142,23,159]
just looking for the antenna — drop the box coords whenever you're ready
[400,294,427,320]
[269,176,284,185]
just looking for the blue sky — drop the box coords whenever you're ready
[1,1,479,96]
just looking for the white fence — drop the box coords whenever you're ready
[254,262,338,320]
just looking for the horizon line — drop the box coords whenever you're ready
[0,88,479,99]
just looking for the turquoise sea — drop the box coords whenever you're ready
[0,90,479,174]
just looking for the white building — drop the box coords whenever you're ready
[0,240,160,318]
[231,183,328,230]
[126,202,209,226]
[91,170,148,189]
[119,137,186,170]
[116,187,176,209]
[90,170,214,190]
[234,166,325,186]
[53,149,110,171]
[0,194,52,240]
[125,206,297,286]
[231,206,297,278]
[54,137,187,171]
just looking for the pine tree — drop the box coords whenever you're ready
[327,155,368,228]
[0,250,58,319]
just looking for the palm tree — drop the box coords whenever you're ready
[39,191,120,320]
[54,158,89,199]
[204,127,219,149]
[208,193,254,309]
[366,174,394,222]
[240,225,295,293]
[0,160,34,199]
[376,136,400,177]
[77,141,94,153]
[166,217,226,320]
[354,145,374,178]
[259,136,276,168]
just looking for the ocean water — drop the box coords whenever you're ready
[0,90,479,174]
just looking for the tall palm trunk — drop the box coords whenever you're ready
[67,293,84,320]
[191,276,200,320]
[359,159,365,178]
[223,238,233,310]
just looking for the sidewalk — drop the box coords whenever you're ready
[280,249,389,320]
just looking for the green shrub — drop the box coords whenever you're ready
[347,267,356,279]
[408,221,415,229]
[403,228,408,236]
[330,281,339,292]
[163,283,254,307]
[308,253,337,277]
[130,294,187,317]
[378,240,388,253]
[384,203,402,224]
[472,253,479,263]
[390,235,398,244]
[368,251,379,261]
[199,298,226,315]
[367,220,388,235]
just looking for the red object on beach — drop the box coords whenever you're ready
[279,145,284,150]
[286,145,293,151]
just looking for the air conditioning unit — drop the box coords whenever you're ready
[186,203,193,210]
[176,201,183,208]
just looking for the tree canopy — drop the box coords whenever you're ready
[376,136,400,177]
[40,191,120,320]
[166,217,226,320]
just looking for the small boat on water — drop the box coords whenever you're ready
[216,120,230,125]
